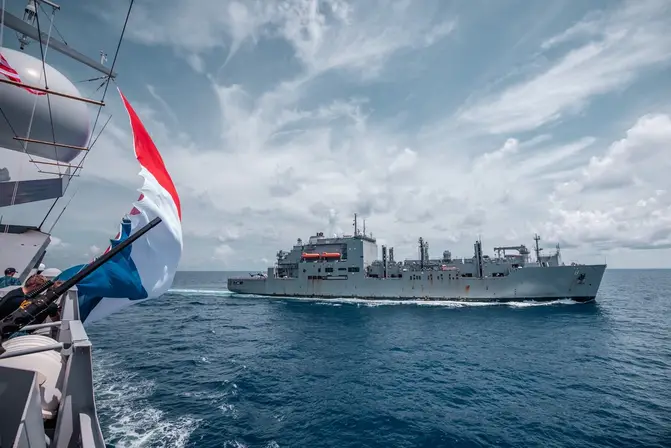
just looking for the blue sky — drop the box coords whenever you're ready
[2,0,671,270]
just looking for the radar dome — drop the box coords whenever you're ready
[0,47,92,163]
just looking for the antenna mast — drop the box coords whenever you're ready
[18,0,37,50]
[353,213,358,236]
[533,234,542,262]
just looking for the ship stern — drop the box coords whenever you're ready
[227,276,268,295]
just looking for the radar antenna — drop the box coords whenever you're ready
[18,0,38,50]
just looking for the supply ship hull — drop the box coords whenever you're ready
[229,264,605,302]
[228,216,606,303]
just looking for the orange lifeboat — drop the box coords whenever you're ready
[322,252,341,259]
[301,253,320,260]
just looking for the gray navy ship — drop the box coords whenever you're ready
[228,214,607,302]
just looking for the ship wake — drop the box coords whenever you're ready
[92,349,201,448]
[273,297,581,308]
[167,288,584,308]
[223,292,582,308]
[312,298,578,308]
[169,288,233,297]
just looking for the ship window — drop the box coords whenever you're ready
[338,267,347,271]
[303,269,306,273]
[318,268,321,273]
[347,267,360,272]
[325,267,334,273]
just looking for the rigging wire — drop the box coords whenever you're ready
[0,0,5,48]
[76,75,107,84]
[87,114,113,152]
[39,0,135,230]
[84,0,135,152]
[1,2,17,235]
[6,4,56,230]
[0,105,17,137]
[37,1,67,46]
[34,7,61,174]
[36,115,111,231]
[47,185,79,234]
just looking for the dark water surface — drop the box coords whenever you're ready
[88,269,671,447]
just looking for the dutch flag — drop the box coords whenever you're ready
[58,88,183,324]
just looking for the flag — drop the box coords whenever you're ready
[0,51,46,95]
[57,88,182,324]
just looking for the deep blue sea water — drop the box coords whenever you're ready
[87,269,671,448]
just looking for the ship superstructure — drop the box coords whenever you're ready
[228,214,606,302]
[0,1,134,446]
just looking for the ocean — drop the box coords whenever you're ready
[87,269,671,448]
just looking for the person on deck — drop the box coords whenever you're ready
[26,280,66,333]
[0,274,48,320]
[42,280,65,323]
[0,268,21,288]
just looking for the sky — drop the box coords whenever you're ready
[1,0,671,270]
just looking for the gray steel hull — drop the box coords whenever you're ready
[228,264,606,302]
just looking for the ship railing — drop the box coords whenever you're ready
[0,287,105,447]
[50,287,105,447]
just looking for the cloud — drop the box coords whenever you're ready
[455,0,671,134]
[2,0,666,271]
[109,0,455,81]
[545,114,671,251]
[49,236,70,249]
[213,243,235,261]
[271,0,456,79]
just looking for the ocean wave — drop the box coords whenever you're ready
[92,350,201,448]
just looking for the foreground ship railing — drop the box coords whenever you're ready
[0,286,105,448]
[0,217,161,447]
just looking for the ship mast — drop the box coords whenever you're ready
[533,234,543,263]
[0,0,133,280]
[418,237,427,269]
[0,1,116,77]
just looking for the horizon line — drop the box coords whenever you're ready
[175,267,671,272]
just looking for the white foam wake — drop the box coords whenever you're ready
[168,288,232,296]
[169,287,581,309]
[285,296,579,308]
[92,351,201,448]
[227,293,581,308]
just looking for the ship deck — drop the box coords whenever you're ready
[0,287,105,447]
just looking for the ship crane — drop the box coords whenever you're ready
[493,245,530,258]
